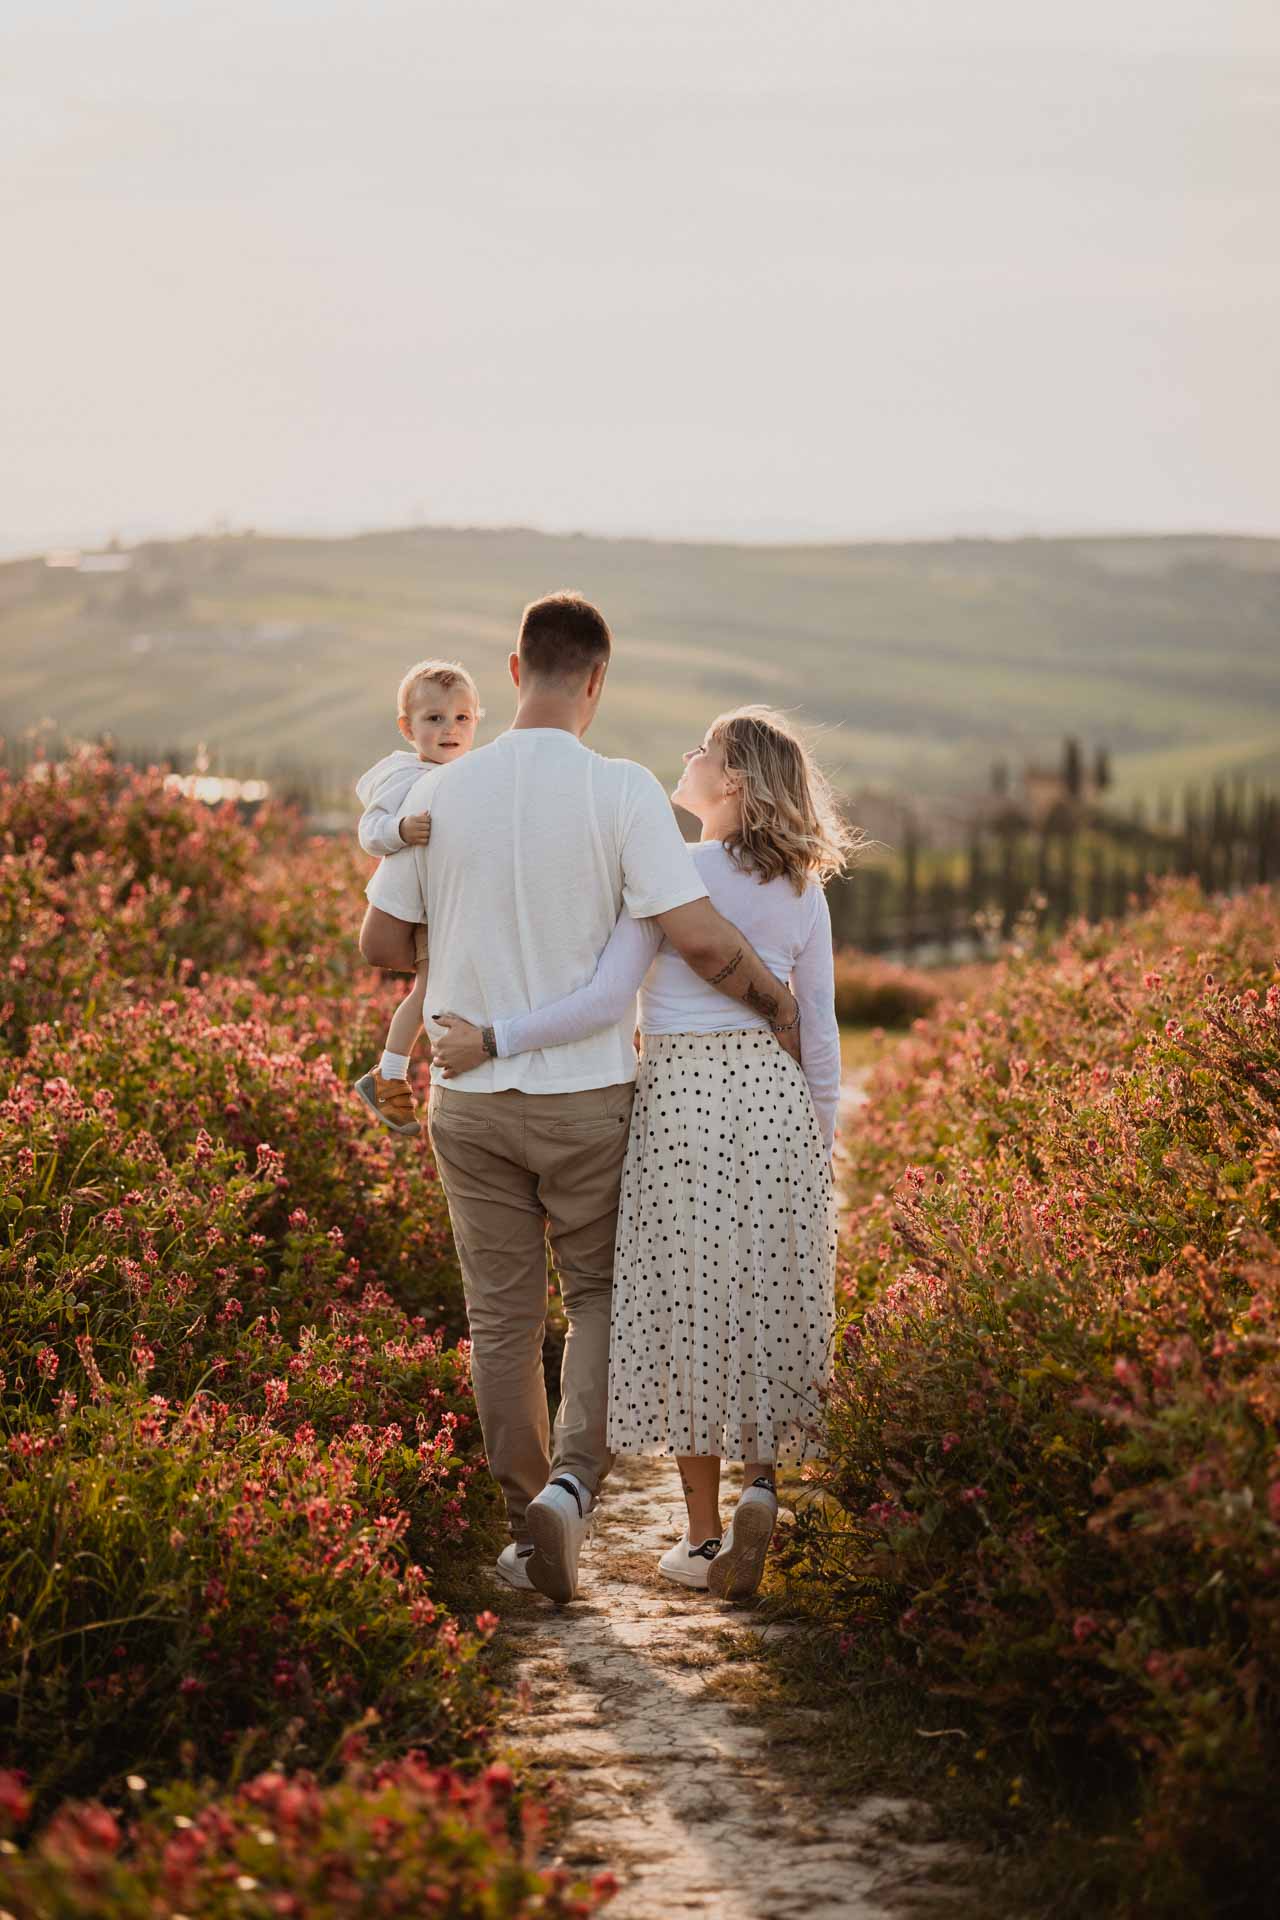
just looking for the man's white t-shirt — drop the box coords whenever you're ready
[364,728,708,1095]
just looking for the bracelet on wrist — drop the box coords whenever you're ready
[769,1002,801,1033]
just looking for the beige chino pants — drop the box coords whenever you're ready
[427,1079,635,1539]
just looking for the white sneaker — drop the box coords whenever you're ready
[707,1479,778,1601]
[525,1476,594,1604]
[495,1542,536,1590]
[657,1533,723,1590]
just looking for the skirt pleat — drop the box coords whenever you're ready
[608,1030,837,1464]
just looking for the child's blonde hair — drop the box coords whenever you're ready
[707,705,863,893]
[397,657,484,720]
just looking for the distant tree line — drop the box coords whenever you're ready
[828,774,1280,961]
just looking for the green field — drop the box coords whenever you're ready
[2,527,1277,806]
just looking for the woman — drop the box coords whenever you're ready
[433,706,855,1600]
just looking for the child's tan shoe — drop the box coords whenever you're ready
[353,1069,420,1135]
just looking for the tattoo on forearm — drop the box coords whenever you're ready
[481,1025,497,1059]
[708,947,744,987]
[744,982,780,1021]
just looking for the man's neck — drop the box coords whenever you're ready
[509,697,583,736]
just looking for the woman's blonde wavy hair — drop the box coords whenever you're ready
[707,705,863,892]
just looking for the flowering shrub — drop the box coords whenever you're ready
[0,752,564,1900]
[0,1755,617,1918]
[1,1388,501,1808]
[831,949,941,1027]
[7,991,464,1336]
[0,748,268,907]
[0,746,391,1054]
[788,882,1280,1909]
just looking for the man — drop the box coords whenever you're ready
[360,591,800,1604]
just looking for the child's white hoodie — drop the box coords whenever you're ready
[355,750,426,858]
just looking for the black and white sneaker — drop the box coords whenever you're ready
[525,1475,594,1604]
[657,1533,723,1590]
[495,1542,536,1590]
[707,1478,778,1601]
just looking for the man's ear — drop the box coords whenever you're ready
[508,651,521,690]
[586,658,608,701]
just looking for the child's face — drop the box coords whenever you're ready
[399,681,479,764]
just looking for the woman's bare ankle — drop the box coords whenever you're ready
[677,1454,723,1546]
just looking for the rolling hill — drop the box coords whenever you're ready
[2,527,1277,810]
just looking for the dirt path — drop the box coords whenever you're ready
[489,1454,957,1919]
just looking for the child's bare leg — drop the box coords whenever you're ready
[384,964,429,1062]
[355,944,429,1132]
[676,1454,723,1545]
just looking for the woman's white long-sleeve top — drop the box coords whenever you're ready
[493,840,842,1152]
[355,750,426,858]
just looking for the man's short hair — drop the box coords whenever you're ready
[517,591,612,684]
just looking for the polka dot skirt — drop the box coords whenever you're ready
[608,1030,837,1465]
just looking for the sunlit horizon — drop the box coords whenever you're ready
[7,507,1280,569]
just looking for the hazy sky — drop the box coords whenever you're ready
[4,0,1277,551]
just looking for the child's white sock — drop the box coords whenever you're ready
[379,1050,411,1080]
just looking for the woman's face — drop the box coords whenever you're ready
[671,729,733,818]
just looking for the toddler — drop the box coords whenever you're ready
[352,657,482,1133]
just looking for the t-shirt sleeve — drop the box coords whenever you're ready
[364,846,429,924]
[617,766,709,919]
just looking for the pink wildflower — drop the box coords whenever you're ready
[0,1769,32,1828]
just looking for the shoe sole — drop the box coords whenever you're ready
[657,1562,711,1590]
[525,1502,580,1604]
[494,1561,535,1591]
[353,1074,420,1135]
[707,1503,776,1601]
